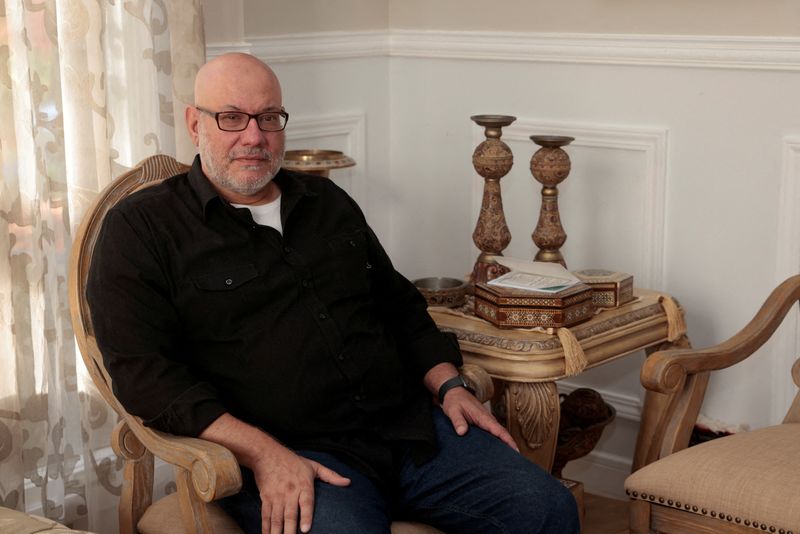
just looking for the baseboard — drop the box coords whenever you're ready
[562,449,631,500]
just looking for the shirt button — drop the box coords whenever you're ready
[301,279,310,288]
[337,353,345,361]
[349,240,357,247]
[365,262,372,270]
[225,279,233,286]
[318,312,327,320]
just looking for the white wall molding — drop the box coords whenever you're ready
[205,41,252,59]
[209,31,800,71]
[390,31,800,71]
[563,448,632,499]
[474,119,668,288]
[285,113,367,206]
[772,138,800,422]
[246,31,389,63]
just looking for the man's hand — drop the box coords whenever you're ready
[199,413,350,534]
[441,387,519,451]
[252,443,350,534]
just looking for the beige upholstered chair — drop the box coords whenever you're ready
[625,275,800,533]
[69,154,494,534]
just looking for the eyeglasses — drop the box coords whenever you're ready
[195,106,289,132]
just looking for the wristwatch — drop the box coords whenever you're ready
[437,375,474,403]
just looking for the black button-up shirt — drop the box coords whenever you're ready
[87,156,462,481]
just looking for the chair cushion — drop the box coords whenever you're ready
[0,506,93,533]
[139,493,444,534]
[625,423,800,532]
[138,494,241,534]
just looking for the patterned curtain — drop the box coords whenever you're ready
[0,0,204,530]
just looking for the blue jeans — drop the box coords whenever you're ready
[218,407,580,533]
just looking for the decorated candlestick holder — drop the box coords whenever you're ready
[530,135,574,268]
[470,114,516,284]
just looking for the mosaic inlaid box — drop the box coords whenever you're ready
[573,269,634,309]
[473,282,594,328]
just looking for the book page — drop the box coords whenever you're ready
[491,257,580,282]
[487,270,580,293]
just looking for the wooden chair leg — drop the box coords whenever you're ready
[112,421,154,534]
[175,466,213,534]
[629,499,651,534]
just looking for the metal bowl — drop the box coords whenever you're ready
[413,277,469,308]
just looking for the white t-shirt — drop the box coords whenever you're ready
[232,194,283,234]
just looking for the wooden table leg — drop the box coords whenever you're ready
[494,381,560,470]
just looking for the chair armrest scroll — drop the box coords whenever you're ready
[642,274,800,394]
[125,419,242,502]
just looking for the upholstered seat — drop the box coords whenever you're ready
[69,155,490,534]
[625,275,800,533]
[138,494,444,534]
[626,424,800,532]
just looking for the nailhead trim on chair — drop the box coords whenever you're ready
[626,489,793,534]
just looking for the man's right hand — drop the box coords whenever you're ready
[252,443,350,534]
[199,413,350,534]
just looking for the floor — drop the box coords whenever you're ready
[583,493,629,534]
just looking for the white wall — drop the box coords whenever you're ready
[389,0,800,36]
[202,0,800,498]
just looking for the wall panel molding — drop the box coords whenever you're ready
[475,119,668,288]
[209,30,800,71]
[285,113,367,206]
[772,138,800,422]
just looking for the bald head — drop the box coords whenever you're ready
[194,53,282,109]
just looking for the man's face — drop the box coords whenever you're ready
[187,55,286,200]
[196,111,285,197]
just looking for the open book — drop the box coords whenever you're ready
[486,258,581,293]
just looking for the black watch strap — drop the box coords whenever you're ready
[438,375,473,403]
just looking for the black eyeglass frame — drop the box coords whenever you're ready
[195,106,289,132]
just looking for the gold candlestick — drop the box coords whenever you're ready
[470,114,516,284]
[530,135,574,268]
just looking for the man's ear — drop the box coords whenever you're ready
[185,106,200,146]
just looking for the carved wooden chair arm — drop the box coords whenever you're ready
[114,419,242,502]
[642,274,800,395]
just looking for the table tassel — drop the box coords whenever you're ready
[556,327,588,376]
[658,294,686,342]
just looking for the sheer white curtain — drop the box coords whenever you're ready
[0,1,203,530]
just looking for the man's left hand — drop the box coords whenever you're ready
[441,387,519,451]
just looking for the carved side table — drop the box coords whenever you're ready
[428,289,693,472]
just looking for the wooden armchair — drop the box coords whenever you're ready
[68,154,494,534]
[624,275,800,533]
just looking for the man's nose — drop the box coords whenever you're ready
[239,117,266,145]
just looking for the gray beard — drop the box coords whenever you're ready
[200,145,284,197]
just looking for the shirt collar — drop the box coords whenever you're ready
[186,154,317,220]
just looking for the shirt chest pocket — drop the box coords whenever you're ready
[185,263,262,338]
[192,263,259,291]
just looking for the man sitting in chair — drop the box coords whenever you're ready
[87,52,578,534]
